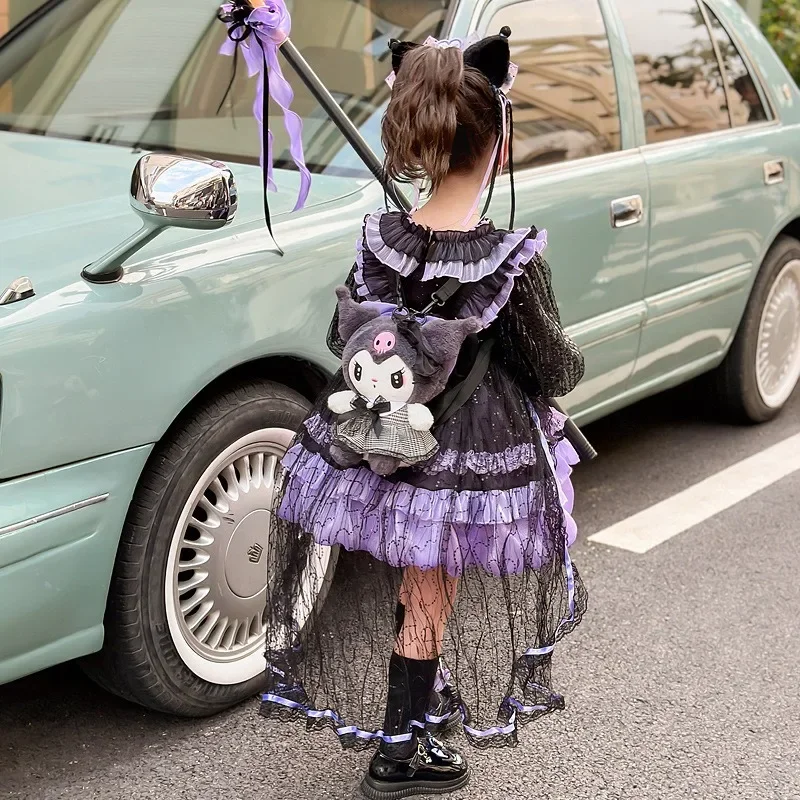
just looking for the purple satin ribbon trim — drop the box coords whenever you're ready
[507,698,550,715]
[463,717,514,738]
[262,693,435,742]
[360,300,403,318]
[520,523,576,656]
[460,702,548,738]
[219,2,311,211]
[262,686,555,741]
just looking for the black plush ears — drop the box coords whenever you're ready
[335,286,382,342]
[388,27,511,89]
[389,39,420,75]
[463,27,511,89]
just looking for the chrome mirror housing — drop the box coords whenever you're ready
[0,277,35,306]
[130,154,238,230]
[82,154,238,284]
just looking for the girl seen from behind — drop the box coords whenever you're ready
[261,28,587,799]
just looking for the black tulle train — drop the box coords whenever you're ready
[259,211,587,749]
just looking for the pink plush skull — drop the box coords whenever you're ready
[373,332,396,355]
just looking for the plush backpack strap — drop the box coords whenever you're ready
[419,277,463,315]
[431,336,495,426]
[421,277,493,425]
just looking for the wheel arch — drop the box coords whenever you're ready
[156,354,331,447]
[181,353,329,413]
[718,215,800,360]
[772,217,800,249]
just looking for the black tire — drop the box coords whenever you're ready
[710,235,800,423]
[81,380,333,717]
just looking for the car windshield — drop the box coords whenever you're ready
[0,0,53,33]
[0,0,449,177]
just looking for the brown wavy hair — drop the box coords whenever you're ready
[382,45,497,192]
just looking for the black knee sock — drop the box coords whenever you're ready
[381,652,438,758]
[394,601,405,637]
[394,602,451,697]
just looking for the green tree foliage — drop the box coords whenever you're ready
[761,0,800,84]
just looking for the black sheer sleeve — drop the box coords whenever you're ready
[326,262,359,359]
[495,253,585,398]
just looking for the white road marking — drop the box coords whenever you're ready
[588,432,800,553]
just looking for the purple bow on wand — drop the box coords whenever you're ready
[218,0,311,250]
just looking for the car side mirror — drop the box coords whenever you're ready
[130,153,238,230]
[82,154,238,284]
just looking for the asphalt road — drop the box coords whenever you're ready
[2,385,799,800]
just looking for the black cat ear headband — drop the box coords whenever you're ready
[385,28,519,228]
[387,28,516,92]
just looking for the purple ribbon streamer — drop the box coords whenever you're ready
[219,2,311,212]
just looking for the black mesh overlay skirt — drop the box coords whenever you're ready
[260,365,587,749]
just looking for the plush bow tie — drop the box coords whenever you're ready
[345,395,391,437]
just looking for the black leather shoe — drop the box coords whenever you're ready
[425,687,461,735]
[360,733,469,799]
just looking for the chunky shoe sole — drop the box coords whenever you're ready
[360,770,469,799]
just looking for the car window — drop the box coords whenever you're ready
[616,0,730,144]
[0,0,53,113]
[704,4,769,125]
[0,0,52,37]
[484,0,621,170]
[0,0,451,177]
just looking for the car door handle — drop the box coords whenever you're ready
[610,195,644,229]
[764,160,785,186]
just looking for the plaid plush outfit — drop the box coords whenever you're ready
[333,404,439,465]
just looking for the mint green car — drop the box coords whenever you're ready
[1,0,798,716]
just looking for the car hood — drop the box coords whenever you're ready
[0,132,351,298]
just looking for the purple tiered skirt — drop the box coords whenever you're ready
[279,408,578,578]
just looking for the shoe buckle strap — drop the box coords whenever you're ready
[407,741,428,777]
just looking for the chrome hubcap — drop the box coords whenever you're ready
[756,259,800,409]
[176,450,276,662]
[165,428,333,685]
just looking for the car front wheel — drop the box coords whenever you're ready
[83,379,337,716]
[712,235,800,423]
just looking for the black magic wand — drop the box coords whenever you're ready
[279,40,597,463]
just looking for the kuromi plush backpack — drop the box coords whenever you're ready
[327,286,481,476]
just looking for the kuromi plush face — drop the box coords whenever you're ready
[335,286,484,407]
[348,350,415,404]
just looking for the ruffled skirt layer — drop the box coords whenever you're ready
[261,365,586,749]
